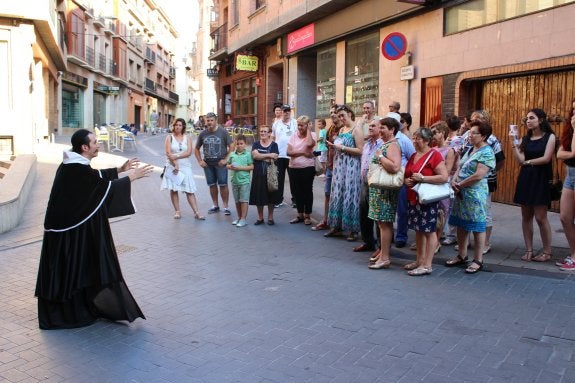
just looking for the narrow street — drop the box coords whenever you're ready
[0,133,574,383]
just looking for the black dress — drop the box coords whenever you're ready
[249,141,281,206]
[513,132,553,206]
[35,158,145,329]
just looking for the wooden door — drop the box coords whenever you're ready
[422,77,443,127]
[481,70,575,211]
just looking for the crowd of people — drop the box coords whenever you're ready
[160,101,575,275]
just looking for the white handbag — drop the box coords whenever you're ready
[411,149,453,204]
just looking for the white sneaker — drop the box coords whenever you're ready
[236,219,247,227]
[231,220,238,225]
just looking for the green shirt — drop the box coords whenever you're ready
[227,150,253,185]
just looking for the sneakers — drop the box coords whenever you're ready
[555,256,572,267]
[208,206,220,214]
[274,201,287,208]
[231,219,238,225]
[223,208,231,216]
[559,257,575,271]
[236,219,247,227]
[442,237,457,246]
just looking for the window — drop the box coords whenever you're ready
[68,11,85,59]
[316,46,336,118]
[345,32,379,115]
[231,0,239,26]
[445,0,575,34]
[234,77,258,125]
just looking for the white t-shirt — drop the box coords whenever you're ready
[272,118,297,158]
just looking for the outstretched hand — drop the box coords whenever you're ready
[121,158,140,172]
[129,164,154,181]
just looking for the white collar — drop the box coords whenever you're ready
[63,150,91,165]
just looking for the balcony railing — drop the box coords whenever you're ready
[98,54,107,72]
[169,67,176,78]
[145,77,156,92]
[109,59,116,76]
[169,91,179,103]
[210,23,227,53]
[145,47,156,63]
[85,46,95,67]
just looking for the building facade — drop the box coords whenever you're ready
[62,0,178,135]
[209,0,575,207]
[0,0,67,156]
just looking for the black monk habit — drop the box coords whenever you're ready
[35,151,145,329]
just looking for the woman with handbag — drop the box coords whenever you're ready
[367,117,403,269]
[287,116,316,225]
[446,120,495,273]
[511,108,556,263]
[556,98,575,271]
[403,127,448,276]
[249,126,280,225]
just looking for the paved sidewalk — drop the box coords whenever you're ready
[0,134,574,382]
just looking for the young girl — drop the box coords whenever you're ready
[316,119,328,175]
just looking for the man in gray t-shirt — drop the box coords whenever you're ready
[195,112,234,215]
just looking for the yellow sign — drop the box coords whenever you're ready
[236,55,259,71]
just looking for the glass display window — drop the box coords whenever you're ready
[345,32,379,116]
[316,46,336,118]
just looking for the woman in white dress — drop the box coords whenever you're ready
[161,118,205,220]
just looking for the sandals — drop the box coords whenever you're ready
[403,261,419,271]
[194,211,206,220]
[369,250,381,264]
[407,266,432,276]
[304,215,312,225]
[465,259,483,274]
[368,258,391,269]
[532,252,552,262]
[290,216,304,224]
[173,211,181,219]
[445,254,468,267]
[254,219,265,225]
[521,250,533,261]
[312,221,329,231]
[347,232,358,242]
[324,229,343,238]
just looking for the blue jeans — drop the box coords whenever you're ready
[395,185,408,243]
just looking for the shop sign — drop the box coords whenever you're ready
[382,32,407,61]
[207,68,219,77]
[236,55,259,71]
[287,24,315,54]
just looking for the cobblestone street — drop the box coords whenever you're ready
[0,134,574,383]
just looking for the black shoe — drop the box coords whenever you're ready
[395,241,407,248]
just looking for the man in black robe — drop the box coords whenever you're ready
[35,129,153,329]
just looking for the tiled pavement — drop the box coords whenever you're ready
[0,133,574,382]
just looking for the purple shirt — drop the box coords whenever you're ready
[361,137,382,181]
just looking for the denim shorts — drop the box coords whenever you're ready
[232,183,250,203]
[565,166,575,191]
[324,167,333,196]
[203,164,228,186]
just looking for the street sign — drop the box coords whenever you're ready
[400,65,415,80]
[382,32,407,61]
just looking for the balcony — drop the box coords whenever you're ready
[169,66,176,79]
[169,91,179,104]
[145,77,157,93]
[98,54,107,72]
[108,59,116,76]
[145,47,156,63]
[208,23,227,61]
[85,46,95,68]
[93,16,105,28]
[104,20,116,35]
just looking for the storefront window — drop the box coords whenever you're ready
[62,88,83,128]
[445,0,575,35]
[316,46,336,118]
[345,32,379,116]
[233,77,258,126]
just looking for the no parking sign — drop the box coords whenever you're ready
[381,32,407,61]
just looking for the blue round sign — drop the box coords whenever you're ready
[382,32,407,61]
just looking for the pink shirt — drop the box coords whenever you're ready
[288,132,316,168]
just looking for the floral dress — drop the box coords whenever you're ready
[328,128,361,232]
[368,141,400,223]
[449,145,495,232]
